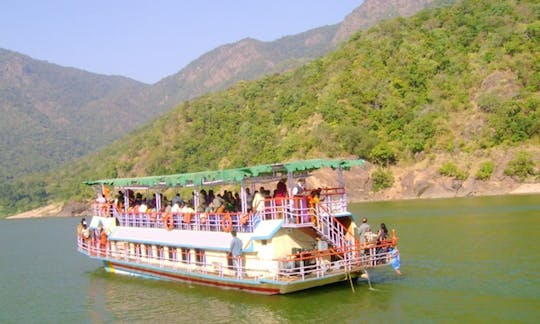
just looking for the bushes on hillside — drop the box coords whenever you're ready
[504,152,536,181]
[475,161,495,181]
[439,162,468,180]
[371,168,394,192]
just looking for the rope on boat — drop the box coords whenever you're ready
[346,271,355,293]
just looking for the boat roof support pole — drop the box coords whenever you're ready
[240,181,250,213]
[338,167,344,188]
[287,171,294,197]
[193,189,199,211]
[155,192,161,211]
[123,189,129,211]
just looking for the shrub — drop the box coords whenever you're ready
[369,143,396,166]
[475,161,495,180]
[372,168,394,192]
[439,162,468,180]
[504,152,536,181]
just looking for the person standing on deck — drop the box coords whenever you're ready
[230,230,243,277]
[292,179,308,222]
[356,217,371,244]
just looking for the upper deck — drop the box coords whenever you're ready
[93,187,351,234]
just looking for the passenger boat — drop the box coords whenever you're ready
[77,159,400,295]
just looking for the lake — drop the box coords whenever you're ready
[1,194,538,323]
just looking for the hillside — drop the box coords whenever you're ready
[0,49,149,180]
[0,0,446,185]
[143,0,454,116]
[2,0,538,217]
[6,0,538,216]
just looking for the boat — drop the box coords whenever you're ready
[77,158,400,295]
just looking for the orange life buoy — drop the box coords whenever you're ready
[163,213,174,230]
[222,213,233,232]
[100,204,110,217]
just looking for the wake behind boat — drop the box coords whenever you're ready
[76,159,400,295]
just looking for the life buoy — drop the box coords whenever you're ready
[163,213,174,230]
[100,204,110,217]
[222,213,233,232]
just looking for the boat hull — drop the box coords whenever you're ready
[102,259,355,295]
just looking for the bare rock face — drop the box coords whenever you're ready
[332,0,441,45]
[399,171,417,198]
[59,201,90,217]
[413,179,432,198]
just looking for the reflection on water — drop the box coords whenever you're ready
[84,266,403,323]
[86,269,288,323]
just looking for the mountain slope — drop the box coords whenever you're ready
[0,49,149,180]
[0,0,447,184]
[145,0,454,114]
[332,0,449,44]
[7,0,533,218]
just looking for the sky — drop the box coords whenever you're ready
[1,0,362,84]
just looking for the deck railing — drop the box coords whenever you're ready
[77,235,398,282]
[91,187,350,234]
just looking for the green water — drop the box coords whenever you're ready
[1,194,538,323]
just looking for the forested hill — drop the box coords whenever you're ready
[0,49,148,181]
[0,0,448,186]
[2,0,539,217]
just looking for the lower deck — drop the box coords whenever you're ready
[78,236,395,294]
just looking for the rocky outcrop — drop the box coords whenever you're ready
[332,0,445,45]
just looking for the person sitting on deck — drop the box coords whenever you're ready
[171,200,181,213]
[139,200,148,213]
[172,193,182,206]
[164,200,172,213]
[212,194,226,213]
[77,218,86,239]
[234,192,242,212]
[198,189,208,212]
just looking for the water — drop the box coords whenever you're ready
[1,194,538,323]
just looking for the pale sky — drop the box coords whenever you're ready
[1,0,363,84]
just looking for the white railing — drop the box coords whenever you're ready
[77,235,397,282]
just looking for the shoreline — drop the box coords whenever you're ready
[6,183,540,220]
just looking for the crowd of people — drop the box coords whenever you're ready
[93,177,324,218]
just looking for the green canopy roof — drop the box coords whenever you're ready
[83,158,365,188]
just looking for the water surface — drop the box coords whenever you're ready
[0,194,538,323]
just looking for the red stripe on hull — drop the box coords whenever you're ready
[107,261,281,295]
